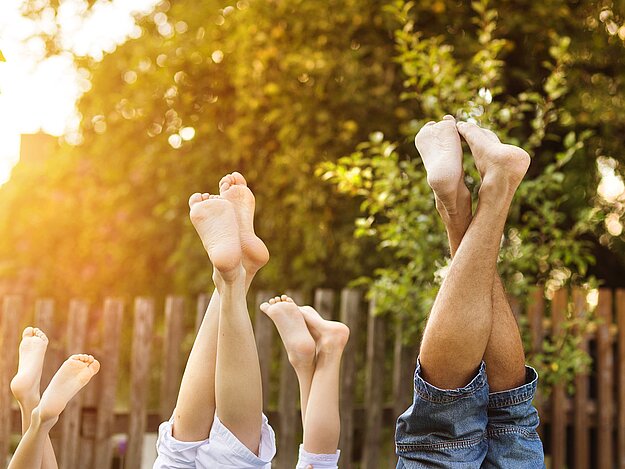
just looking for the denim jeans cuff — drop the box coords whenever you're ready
[414,359,488,404]
[487,365,539,409]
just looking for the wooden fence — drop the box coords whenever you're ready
[0,287,624,468]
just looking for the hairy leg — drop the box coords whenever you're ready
[260,296,316,425]
[417,119,529,389]
[10,355,99,469]
[10,328,58,469]
[173,173,268,441]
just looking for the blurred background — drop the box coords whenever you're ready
[2,0,625,468]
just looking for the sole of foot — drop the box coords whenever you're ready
[189,192,244,282]
[38,354,100,424]
[10,327,49,407]
[219,172,269,275]
[260,295,316,369]
[415,115,470,214]
[456,121,530,192]
[298,306,350,354]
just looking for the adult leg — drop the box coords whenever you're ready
[172,173,269,442]
[10,327,58,469]
[420,116,526,391]
[9,355,99,469]
[418,118,530,390]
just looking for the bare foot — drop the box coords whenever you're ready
[219,172,270,275]
[10,327,49,409]
[298,306,350,355]
[189,192,244,282]
[415,115,471,220]
[456,121,530,195]
[260,295,316,369]
[37,354,100,424]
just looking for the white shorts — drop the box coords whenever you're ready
[154,413,276,469]
[295,445,341,469]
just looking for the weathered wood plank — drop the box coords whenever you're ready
[195,293,211,334]
[160,296,185,421]
[59,299,89,469]
[527,289,545,439]
[93,298,124,469]
[572,288,589,469]
[314,288,335,320]
[126,298,155,469]
[597,288,614,468]
[255,290,274,411]
[339,288,362,469]
[617,289,625,469]
[34,299,55,391]
[550,289,567,469]
[362,296,386,469]
[0,296,22,469]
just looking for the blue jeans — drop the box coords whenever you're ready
[395,361,544,468]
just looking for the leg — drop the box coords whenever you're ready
[260,296,316,425]
[172,173,269,442]
[417,118,530,389]
[10,328,58,469]
[9,355,99,469]
[299,306,348,457]
[421,116,527,391]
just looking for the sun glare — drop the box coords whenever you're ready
[0,0,158,185]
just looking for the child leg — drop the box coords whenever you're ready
[260,295,316,425]
[171,173,269,442]
[10,327,58,469]
[9,355,99,469]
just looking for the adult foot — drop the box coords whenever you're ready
[10,327,48,409]
[189,193,244,282]
[299,306,349,355]
[415,115,471,220]
[37,354,100,424]
[456,121,530,195]
[260,295,316,369]
[219,172,270,275]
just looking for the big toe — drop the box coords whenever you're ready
[189,193,203,208]
[22,327,35,338]
[456,121,484,146]
[260,302,271,313]
[230,171,247,186]
[89,360,101,374]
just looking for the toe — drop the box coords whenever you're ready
[456,121,482,146]
[280,294,288,301]
[90,360,101,373]
[22,327,35,338]
[189,193,203,208]
[231,171,247,186]
[260,302,271,312]
[442,114,456,121]
[202,193,210,200]
[269,298,276,304]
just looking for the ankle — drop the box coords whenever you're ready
[31,406,58,431]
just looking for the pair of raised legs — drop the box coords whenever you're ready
[8,328,100,469]
[395,116,543,468]
[156,172,346,469]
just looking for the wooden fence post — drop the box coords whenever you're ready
[314,289,335,320]
[34,299,55,390]
[617,289,625,469]
[527,289,545,438]
[597,288,614,468]
[195,293,211,334]
[93,298,124,469]
[276,290,304,469]
[550,289,567,469]
[362,296,386,469]
[0,296,22,469]
[255,290,275,411]
[339,288,362,469]
[60,299,90,469]
[572,289,589,469]
[160,296,185,422]
[126,297,155,469]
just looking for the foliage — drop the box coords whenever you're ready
[320,0,612,389]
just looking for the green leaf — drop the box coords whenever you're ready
[0,50,5,62]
